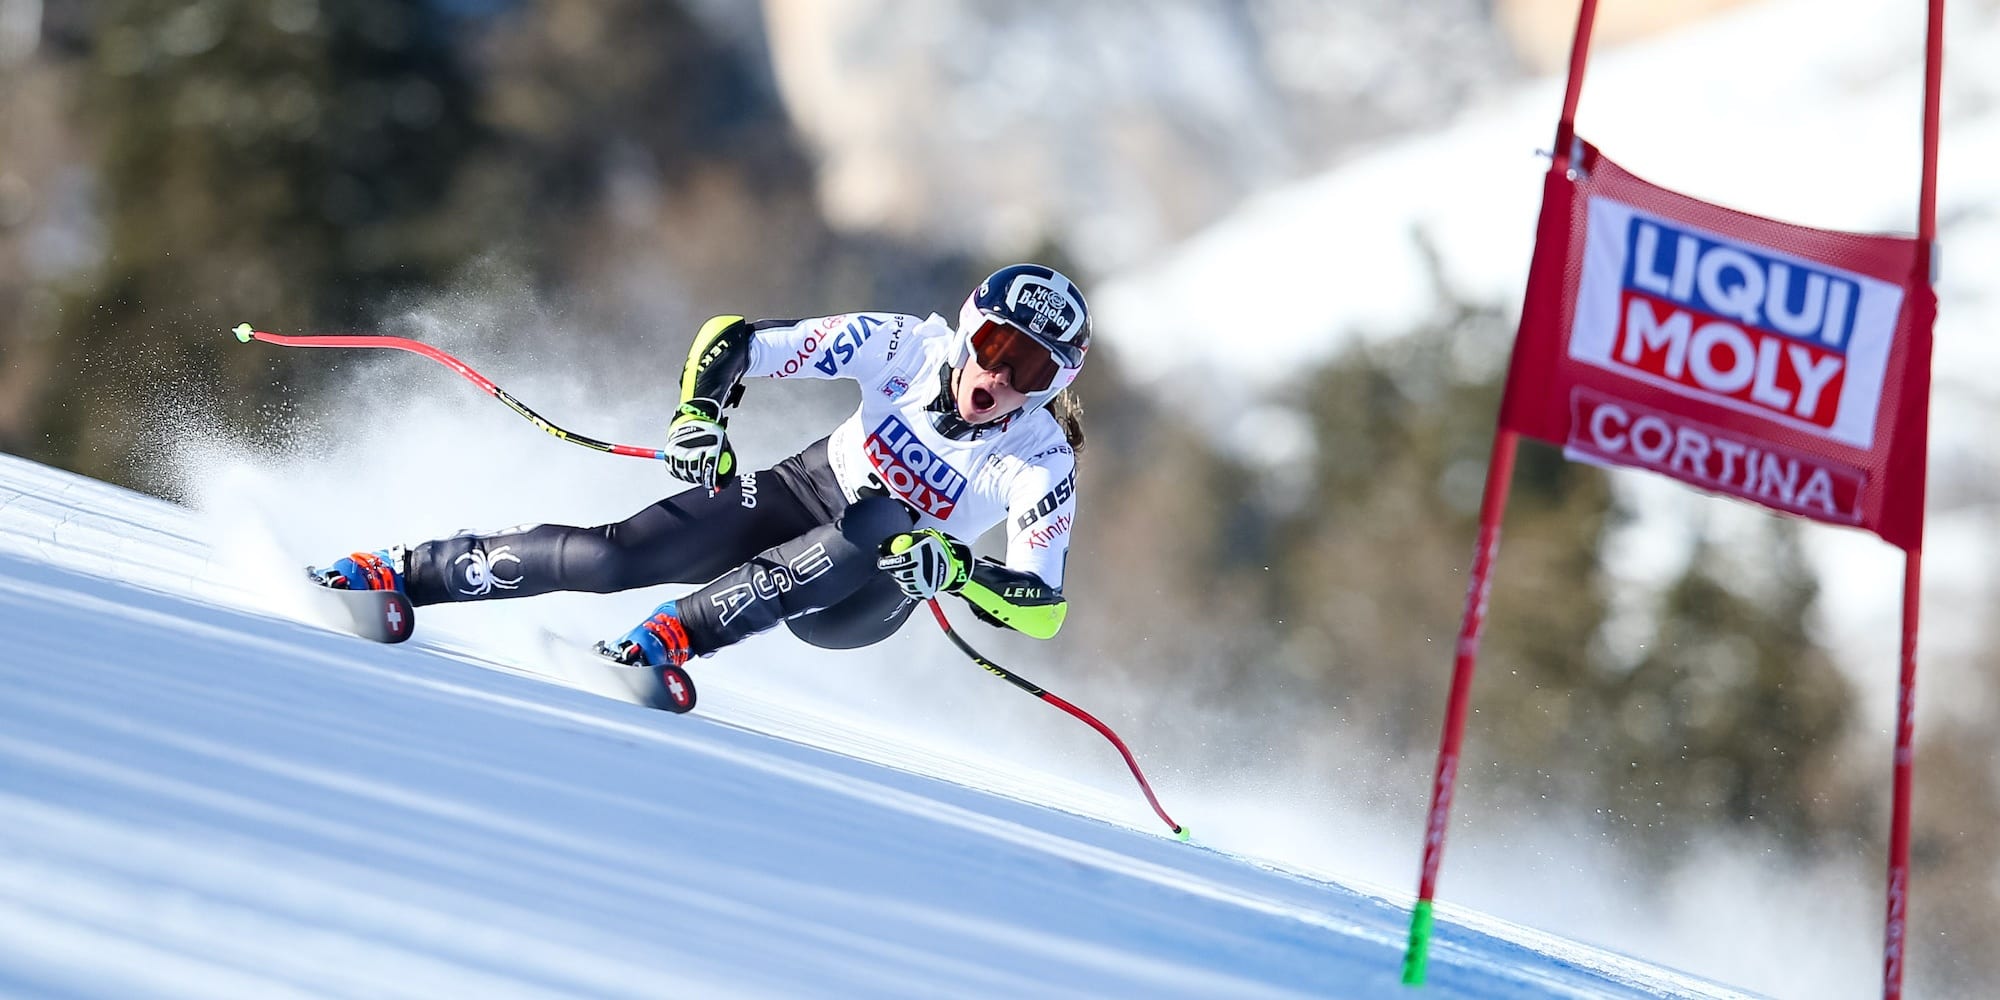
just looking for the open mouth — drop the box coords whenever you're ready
[971,387,995,412]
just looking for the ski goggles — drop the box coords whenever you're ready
[968,319,1073,393]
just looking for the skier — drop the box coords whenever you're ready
[311,263,1089,682]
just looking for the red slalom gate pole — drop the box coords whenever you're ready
[232,324,667,461]
[1885,6,1942,997]
[1401,430,1519,985]
[925,599,1188,840]
[1401,0,1595,982]
[1883,550,1922,999]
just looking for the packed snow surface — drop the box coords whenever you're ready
[0,450,1759,997]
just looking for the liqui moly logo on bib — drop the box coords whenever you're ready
[864,415,967,518]
[1568,200,1905,449]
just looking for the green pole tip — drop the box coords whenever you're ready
[1175,826,1191,843]
[1401,898,1436,986]
[232,323,254,343]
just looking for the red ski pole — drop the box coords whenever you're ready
[926,599,1187,840]
[232,324,667,461]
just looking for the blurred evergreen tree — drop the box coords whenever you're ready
[1277,301,1624,777]
[34,0,493,486]
[471,0,972,369]
[25,0,980,485]
[1605,524,1856,860]
[0,44,71,450]
[1908,718,2000,992]
[480,0,806,223]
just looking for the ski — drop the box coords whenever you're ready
[530,630,697,714]
[293,568,693,713]
[301,581,415,644]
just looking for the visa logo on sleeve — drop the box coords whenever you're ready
[813,313,887,376]
[1569,201,1905,449]
[864,415,967,518]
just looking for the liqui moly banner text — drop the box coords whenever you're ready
[1498,142,1935,550]
[1568,389,1865,523]
[1568,202,1904,448]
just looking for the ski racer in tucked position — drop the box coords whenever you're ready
[310,263,1088,684]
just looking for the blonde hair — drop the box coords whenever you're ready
[1049,389,1085,453]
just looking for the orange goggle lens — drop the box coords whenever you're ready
[969,320,1065,393]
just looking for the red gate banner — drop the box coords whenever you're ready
[1404,5,1942,995]
[1497,139,1936,551]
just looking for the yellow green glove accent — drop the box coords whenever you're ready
[682,314,748,404]
[960,578,1067,639]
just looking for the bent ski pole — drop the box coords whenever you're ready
[925,598,1188,840]
[232,324,667,461]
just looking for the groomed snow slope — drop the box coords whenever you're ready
[0,450,1756,999]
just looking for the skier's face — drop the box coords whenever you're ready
[955,352,1029,424]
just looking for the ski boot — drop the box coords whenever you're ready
[309,547,407,593]
[598,600,698,712]
[303,546,415,643]
[602,600,693,668]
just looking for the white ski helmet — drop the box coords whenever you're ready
[950,263,1091,417]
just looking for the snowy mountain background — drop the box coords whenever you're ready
[1096,0,2000,719]
[759,0,2000,728]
